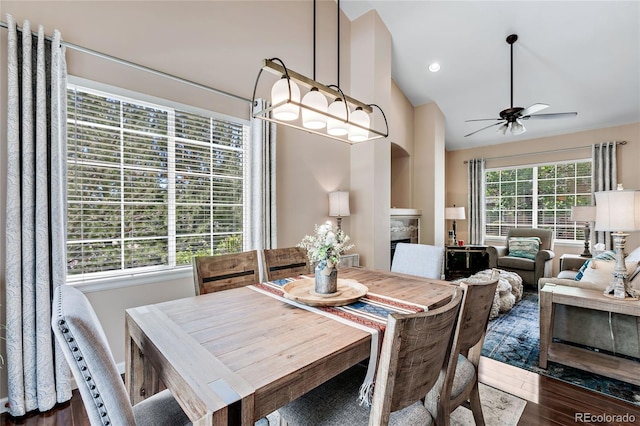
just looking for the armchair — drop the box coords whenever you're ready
[487,228,555,286]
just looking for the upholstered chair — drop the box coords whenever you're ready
[425,270,500,425]
[51,284,191,426]
[192,250,260,295]
[487,228,555,286]
[277,289,463,426]
[391,242,445,279]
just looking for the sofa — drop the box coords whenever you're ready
[538,246,640,359]
[487,228,555,287]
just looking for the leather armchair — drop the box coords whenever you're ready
[487,228,555,286]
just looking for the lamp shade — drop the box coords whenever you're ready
[327,98,349,136]
[329,191,350,217]
[445,206,466,220]
[594,190,640,232]
[271,77,300,121]
[511,119,526,135]
[301,88,328,129]
[348,108,370,142]
[570,206,596,222]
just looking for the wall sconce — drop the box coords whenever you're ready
[594,189,640,299]
[445,205,466,246]
[570,205,596,257]
[329,191,350,231]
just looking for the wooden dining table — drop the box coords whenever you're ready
[125,267,457,425]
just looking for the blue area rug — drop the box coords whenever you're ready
[482,291,640,406]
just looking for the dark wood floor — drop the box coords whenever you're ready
[2,357,639,425]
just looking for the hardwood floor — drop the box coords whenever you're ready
[2,357,639,425]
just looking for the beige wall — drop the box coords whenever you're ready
[390,79,414,208]
[445,123,640,274]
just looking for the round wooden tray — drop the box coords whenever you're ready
[282,278,368,307]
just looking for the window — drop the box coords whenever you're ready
[66,84,249,281]
[485,160,592,241]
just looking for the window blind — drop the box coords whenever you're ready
[66,85,248,280]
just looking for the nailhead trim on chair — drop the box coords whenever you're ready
[55,292,112,426]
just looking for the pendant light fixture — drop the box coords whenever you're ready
[251,0,388,144]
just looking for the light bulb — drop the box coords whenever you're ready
[348,107,370,142]
[301,88,328,129]
[271,77,300,121]
[327,98,349,136]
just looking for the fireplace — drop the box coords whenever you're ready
[390,208,421,264]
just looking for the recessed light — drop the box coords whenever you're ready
[428,62,440,73]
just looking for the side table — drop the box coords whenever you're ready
[445,245,489,280]
[539,284,640,386]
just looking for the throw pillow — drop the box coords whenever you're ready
[579,259,638,283]
[575,250,616,281]
[508,237,541,260]
[626,246,640,264]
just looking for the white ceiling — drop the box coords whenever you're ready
[340,1,640,151]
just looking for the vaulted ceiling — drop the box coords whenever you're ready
[341,1,640,151]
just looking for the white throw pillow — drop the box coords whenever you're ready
[580,259,638,283]
[626,246,640,263]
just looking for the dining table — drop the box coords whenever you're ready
[124,266,457,425]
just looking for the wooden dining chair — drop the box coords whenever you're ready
[391,242,445,280]
[193,250,260,295]
[424,269,500,426]
[263,247,310,281]
[51,284,192,426]
[277,288,463,426]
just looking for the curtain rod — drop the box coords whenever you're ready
[0,20,251,104]
[462,140,627,164]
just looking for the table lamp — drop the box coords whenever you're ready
[445,205,466,246]
[329,191,350,231]
[594,189,640,299]
[570,206,596,257]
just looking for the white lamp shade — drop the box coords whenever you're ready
[594,190,640,232]
[301,88,328,129]
[329,191,350,217]
[570,206,596,222]
[327,99,349,136]
[445,206,466,220]
[348,108,370,142]
[511,119,526,135]
[497,122,508,135]
[271,77,300,121]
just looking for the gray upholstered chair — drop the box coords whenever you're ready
[390,242,445,279]
[51,284,191,426]
[425,270,500,426]
[487,228,555,286]
[277,289,463,426]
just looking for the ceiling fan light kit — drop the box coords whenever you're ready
[465,33,577,138]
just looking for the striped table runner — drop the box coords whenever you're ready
[248,277,428,405]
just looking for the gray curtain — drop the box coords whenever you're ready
[5,16,72,415]
[467,158,486,245]
[249,99,277,281]
[592,142,617,250]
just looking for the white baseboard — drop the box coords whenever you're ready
[0,362,127,415]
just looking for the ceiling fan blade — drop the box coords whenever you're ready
[464,121,505,137]
[522,112,578,120]
[518,103,549,117]
[465,118,502,122]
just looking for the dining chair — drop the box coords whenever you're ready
[277,288,463,426]
[263,247,310,281]
[192,250,260,295]
[424,269,500,426]
[391,242,445,280]
[51,284,192,426]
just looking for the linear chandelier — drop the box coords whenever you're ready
[250,1,388,144]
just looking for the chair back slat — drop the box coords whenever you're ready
[370,289,463,424]
[263,247,310,281]
[193,250,259,295]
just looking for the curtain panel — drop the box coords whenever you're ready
[248,99,277,281]
[592,142,617,250]
[467,158,486,245]
[5,16,71,415]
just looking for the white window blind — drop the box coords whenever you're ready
[66,85,248,280]
[485,160,592,241]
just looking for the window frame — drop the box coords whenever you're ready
[484,158,593,244]
[65,77,251,289]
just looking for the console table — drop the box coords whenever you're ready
[539,284,640,386]
[445,245,489,280]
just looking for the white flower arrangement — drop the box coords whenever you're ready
[298,221,354,274]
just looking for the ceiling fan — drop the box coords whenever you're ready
[464,34,577,137]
